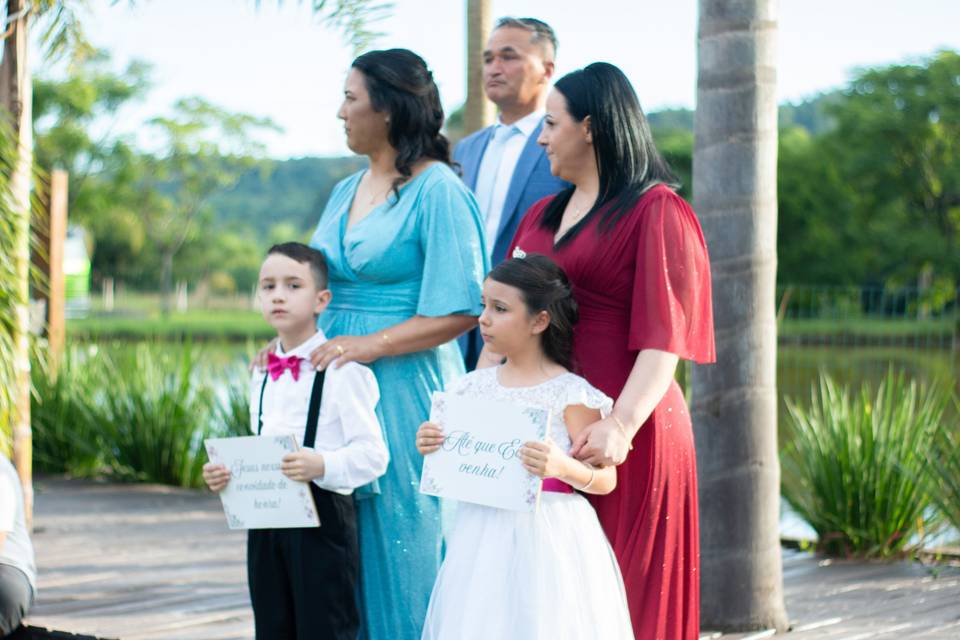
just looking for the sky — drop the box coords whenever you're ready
[37,0,960,158]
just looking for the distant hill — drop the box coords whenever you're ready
[645,92,840,135]
[209,156,365,236]
[778,91,841,135]
[648,108,695,132]
[210,94,838,239]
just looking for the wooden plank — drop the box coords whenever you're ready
[46,168,68,366]
[24,478,960,639]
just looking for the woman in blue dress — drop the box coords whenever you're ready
[307,49,488,640]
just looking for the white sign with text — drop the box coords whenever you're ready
[204,435,320,529]
[419,392,549,512]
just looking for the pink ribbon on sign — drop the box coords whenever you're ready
[267,353,303,381]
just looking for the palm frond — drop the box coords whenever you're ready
[0,115,20,455]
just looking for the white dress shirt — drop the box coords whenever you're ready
[474,110,545,255]
[249,329,388,495]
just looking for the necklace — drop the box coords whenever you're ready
[568,195,594,222]
[364,176,393,205]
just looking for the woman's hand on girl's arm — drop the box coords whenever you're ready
[571,349,679,467]
[520,440,616,495]
[416,422,445,455]
[569,417,632,467]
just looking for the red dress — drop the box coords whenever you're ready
[508,185,715,640]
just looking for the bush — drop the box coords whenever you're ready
[781,370,949,557]
[97,344,216,487]
[31,341,251,488]
[929,396,960,535]
[215,374,253,438]
[30,345,107,476]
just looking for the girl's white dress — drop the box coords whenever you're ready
[421,367,634,640]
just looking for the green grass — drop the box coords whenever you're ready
[68,310,273,341]
[779,317,957,339]
[67,308,958,342]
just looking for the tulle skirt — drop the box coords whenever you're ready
[422,492,634,640]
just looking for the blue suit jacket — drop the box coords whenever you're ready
[454,120,568,264]
[453,119,568,367]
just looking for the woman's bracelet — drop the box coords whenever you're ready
[579,464,596,492]
[379,331,393,354]
[611,413,635,450]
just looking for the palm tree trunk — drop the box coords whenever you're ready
[464,0,494,134]
[0,0,34,523]
[691,0,787,631]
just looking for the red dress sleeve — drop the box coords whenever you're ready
[628,189,716,363]
[505,195,554,261]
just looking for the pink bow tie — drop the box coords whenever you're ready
[267,353,303,381]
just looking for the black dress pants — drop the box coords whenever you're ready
[247,486,359,640]
[0,565,32,638]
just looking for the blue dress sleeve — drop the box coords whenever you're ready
[416,173,489,317]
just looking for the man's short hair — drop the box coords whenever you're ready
[266,242,329,290]
[494,17,558,60]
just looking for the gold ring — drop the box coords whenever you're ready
[336,345,345,356]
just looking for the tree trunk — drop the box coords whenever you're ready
[0,0,34,523]
[464,0,494,135]
[691,0,788,631]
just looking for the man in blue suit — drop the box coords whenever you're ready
[455,17,567,368]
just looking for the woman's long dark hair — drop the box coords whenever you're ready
[488,254,578,370]
[541,62,678,244]
[351,49,452,199]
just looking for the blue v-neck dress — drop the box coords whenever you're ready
[310,163,488,640]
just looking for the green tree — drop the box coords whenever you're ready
[33,52,153,285]
[822,49,960,288]
[33,51,150,202]
[136,97,278,313]
[776,125,862,285]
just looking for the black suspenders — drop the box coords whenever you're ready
[257,369,327,449]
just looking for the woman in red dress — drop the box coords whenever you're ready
[487,62,716,639]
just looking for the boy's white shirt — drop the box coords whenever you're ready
[250,328,388,495]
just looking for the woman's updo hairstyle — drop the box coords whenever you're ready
[351,48,452,199]
[488,254,579,370]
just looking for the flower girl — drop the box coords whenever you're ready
[416,254,633,639]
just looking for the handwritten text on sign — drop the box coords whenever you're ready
[204,435,320,529]
[420,393,549,512]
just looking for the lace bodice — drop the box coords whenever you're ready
[445,367,613,451]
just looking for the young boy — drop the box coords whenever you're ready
[203,242,388,640]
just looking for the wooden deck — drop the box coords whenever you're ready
[25,478,960,639]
